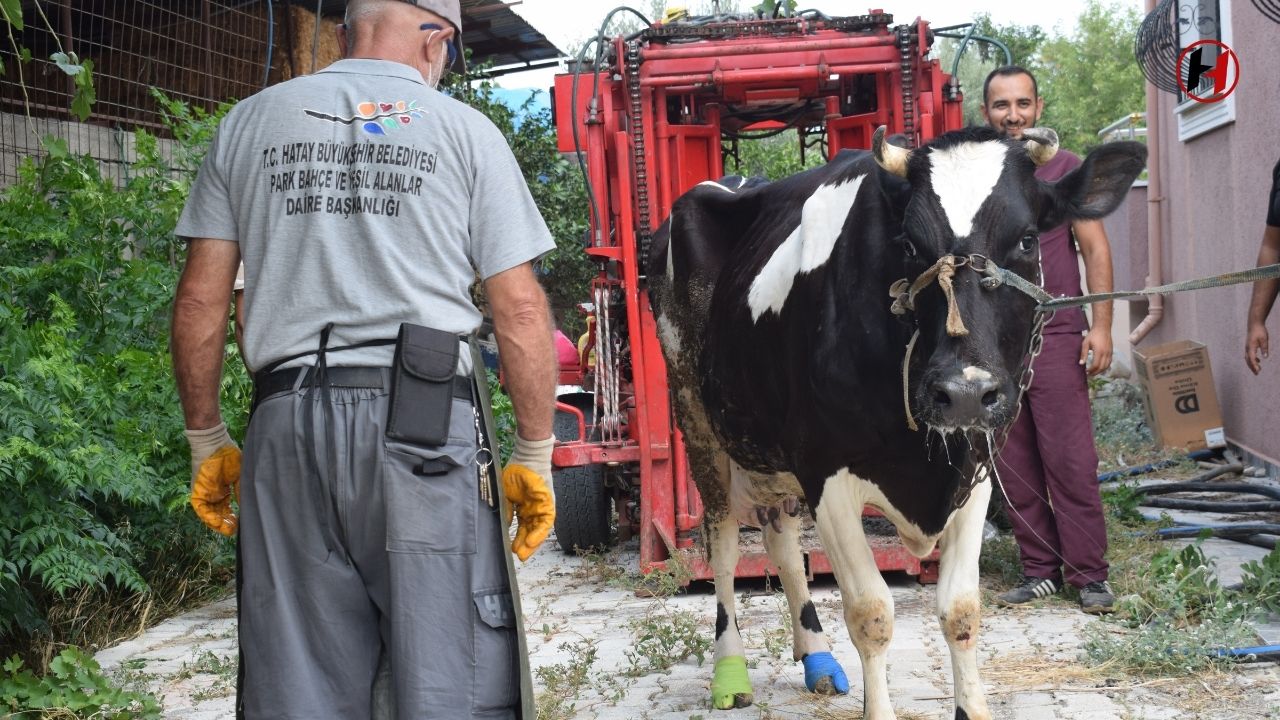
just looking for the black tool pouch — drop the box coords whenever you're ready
[386,322,459,447]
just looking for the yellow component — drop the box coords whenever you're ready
[190,445,241,537]
[501,464,556,561]
[662,7,689,22]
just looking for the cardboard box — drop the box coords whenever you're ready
[1132,340,1226,452]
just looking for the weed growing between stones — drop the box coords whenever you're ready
[533,638,599,720]
[624,607,710,677]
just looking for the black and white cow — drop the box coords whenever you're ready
[648,126,1146,719]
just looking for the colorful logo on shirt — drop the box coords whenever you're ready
[303,100,426,135]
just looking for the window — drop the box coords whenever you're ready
[1175,0,1235,142]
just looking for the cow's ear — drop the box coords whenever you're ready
[874,164,912,216]
[1037,141,1147,229]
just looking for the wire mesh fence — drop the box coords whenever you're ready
[0,0,309,186]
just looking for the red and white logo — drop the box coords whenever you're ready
[1176,40,1240,104]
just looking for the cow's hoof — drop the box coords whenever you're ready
[801,651,849,695]
[710,656,753,709]
[955,704,991,720]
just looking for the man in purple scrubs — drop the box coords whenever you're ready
[982,66,1116,614]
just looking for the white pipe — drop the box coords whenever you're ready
[1130,0,1165,345]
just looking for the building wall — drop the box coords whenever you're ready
[1137,4,1280,463]
[0,111,176,188]
[1100,184,1149,377]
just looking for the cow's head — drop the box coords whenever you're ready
[873,125,1146,434]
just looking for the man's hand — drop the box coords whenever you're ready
[501,435,555,561]
[1246,321,1270,375]
[186,422,241,536]
[1080,327,1113,376]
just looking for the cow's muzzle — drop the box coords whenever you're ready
[923,369,1009,430]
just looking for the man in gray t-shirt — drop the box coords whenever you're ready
[170,1,558,717]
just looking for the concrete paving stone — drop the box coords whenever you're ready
[1059,690,1123,713]
[1009,690,1057,708]
[92,533,1280,719]
[1007,704,1063,720]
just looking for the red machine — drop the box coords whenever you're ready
[548,8,965,583]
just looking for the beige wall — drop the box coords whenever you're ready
[1128,5,1280,463]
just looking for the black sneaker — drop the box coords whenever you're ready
[1079,581,1115,614]
[995,576,1061,606]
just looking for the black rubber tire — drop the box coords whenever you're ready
[552,463,612,553]
[553,407,584,442]
[551,403,611,552]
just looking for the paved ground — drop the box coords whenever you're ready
[95,533,1280,720]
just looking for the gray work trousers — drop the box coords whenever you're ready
[237,379,518,720]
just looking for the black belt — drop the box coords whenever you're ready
[254,365,473,402]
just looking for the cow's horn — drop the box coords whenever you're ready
[1022,127,1059,166]
[873,125,911,178]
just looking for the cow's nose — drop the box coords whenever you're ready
[931,375,1002,426]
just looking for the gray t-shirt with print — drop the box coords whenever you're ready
[176,59,555,372]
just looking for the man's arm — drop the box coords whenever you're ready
[1073,218,1114,376]
[484,262,556,440]
[1245,225,1280,374]
[172,239,241,429]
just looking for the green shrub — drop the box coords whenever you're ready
[1083,540,1261,675]
[1239,545,1280,616]
[1,647,162,718]
[0,94,244,665]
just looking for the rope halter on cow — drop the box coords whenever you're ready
[890,254,1024,431]
[872,124,1060,433]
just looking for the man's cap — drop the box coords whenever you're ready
[399,0,465,73]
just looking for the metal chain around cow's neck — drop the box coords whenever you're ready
[943,309,1050,510]
[889,253,1055,508]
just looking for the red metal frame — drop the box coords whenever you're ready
[550,12,963,583]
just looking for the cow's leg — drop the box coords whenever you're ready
[709,513,753,709]
[813,473,895,720]
[937,470,993,720]
[761,502,849,695]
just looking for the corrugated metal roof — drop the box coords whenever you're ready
[310,0,564,73]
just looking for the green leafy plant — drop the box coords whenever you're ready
[0,94,242,668]
[534,638,599,720]
[624,608,710,676]
[1239,546,1280,616]
[1,1,97,121]
[1100,482,1146,525]
[486,370,517,464]
[1,648,161,718]
[1083,540,1260,675]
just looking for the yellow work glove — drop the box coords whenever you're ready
[185,422,241,537]
[502,435,556,562]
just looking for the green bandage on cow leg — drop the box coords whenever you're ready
[710,656,753,709]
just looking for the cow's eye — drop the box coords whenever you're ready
[903,239,918,257]
[1019,233,1038,253]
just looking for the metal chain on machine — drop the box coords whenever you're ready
[625,38,653,279]
[643,13,892,40]
[896,23,916,148]
[594,285,624,443]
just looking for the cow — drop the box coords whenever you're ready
[648,125,1146,720]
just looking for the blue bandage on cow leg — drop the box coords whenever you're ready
[802,651,849,695]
